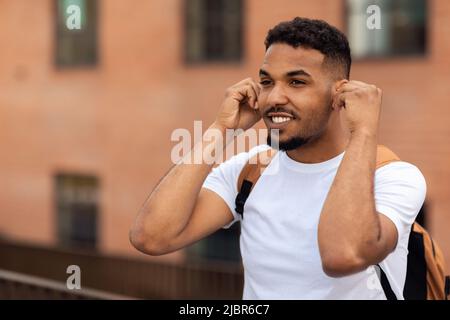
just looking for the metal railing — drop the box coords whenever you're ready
[0,241,244,299]
[0,269,132,300]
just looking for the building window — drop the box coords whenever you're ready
[55,0,98,67]
[184,0,243,63]
[346,0,426,58]
[187,223,241,262]
[55,174,99,250]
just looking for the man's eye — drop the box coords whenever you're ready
[291,80,306,85]
[259,80,272,86]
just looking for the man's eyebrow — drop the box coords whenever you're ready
[286,69,311,78]
[259,69,311,78]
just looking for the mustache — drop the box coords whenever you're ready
[264,106,298,118]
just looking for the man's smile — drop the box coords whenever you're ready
[266,111,296,129]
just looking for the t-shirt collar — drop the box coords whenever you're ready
[279,149,345,173]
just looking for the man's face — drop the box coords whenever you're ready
[258,43,335,150]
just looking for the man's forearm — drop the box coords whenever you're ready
[318,130,380,267]
[130,123,230,247]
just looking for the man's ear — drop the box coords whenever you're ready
[331,79,349,110]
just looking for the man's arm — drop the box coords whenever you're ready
[130,123,232,255]
[130,78,261,255]
[318,81,398,277]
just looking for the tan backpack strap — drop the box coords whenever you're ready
[376,144,401,169]
[412,222,448,299]
[235,148,277,217]
[235,145,398,218]
[237,148,278,192]
[238,145,399,190]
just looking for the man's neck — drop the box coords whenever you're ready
[285,131,349,164]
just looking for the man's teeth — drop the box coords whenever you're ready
[272,116,292,123]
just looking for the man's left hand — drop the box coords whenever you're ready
[333,80,382,136]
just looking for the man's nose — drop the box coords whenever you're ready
[266,83,289,107]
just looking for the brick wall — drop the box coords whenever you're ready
[0,0,449,271]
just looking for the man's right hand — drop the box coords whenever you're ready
[214,78,262,131]
[130,79,262,256]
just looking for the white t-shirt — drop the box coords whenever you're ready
[202,144,427,300]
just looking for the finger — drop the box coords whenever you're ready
[337,83,362,94]
[334,92,348,109]
[249,80,261,100]
[246,84,258,109]
[238,78,258,92]
[238,84,257,109]
[338,81,377,94]
[243,79,261,108]
[348,80,372,87]
[333,88,346,108]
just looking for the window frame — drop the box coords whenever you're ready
[54,173,100,251]
[53,0,99,69]
[183,0,245,65]
[343,0,429,62]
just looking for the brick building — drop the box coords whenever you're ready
[0,0,449,272]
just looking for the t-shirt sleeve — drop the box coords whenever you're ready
[202,144,271,229]
[374,161,427,244]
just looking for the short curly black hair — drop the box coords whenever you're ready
[265,17,351,79]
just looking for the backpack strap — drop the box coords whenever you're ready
[377,264,398,300]
[409,222,448,299]
[236,144,400,218]
[445,276,450,300]
[375,144,400,169]
[373,145,401,300]
[235,145,403,298]
[235,148,278,218]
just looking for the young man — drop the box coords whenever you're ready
[130,17,426,299]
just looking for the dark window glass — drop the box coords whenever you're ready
[185,0,243,63]
[55,174,99,250]
[55,0,98,67]
[346,0,426,58]
[187,223,241,262]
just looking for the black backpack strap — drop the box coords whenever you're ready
[445,275,450,300]
[235,179,253,219]
[235,148,277,219]
[377,264,398,300]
